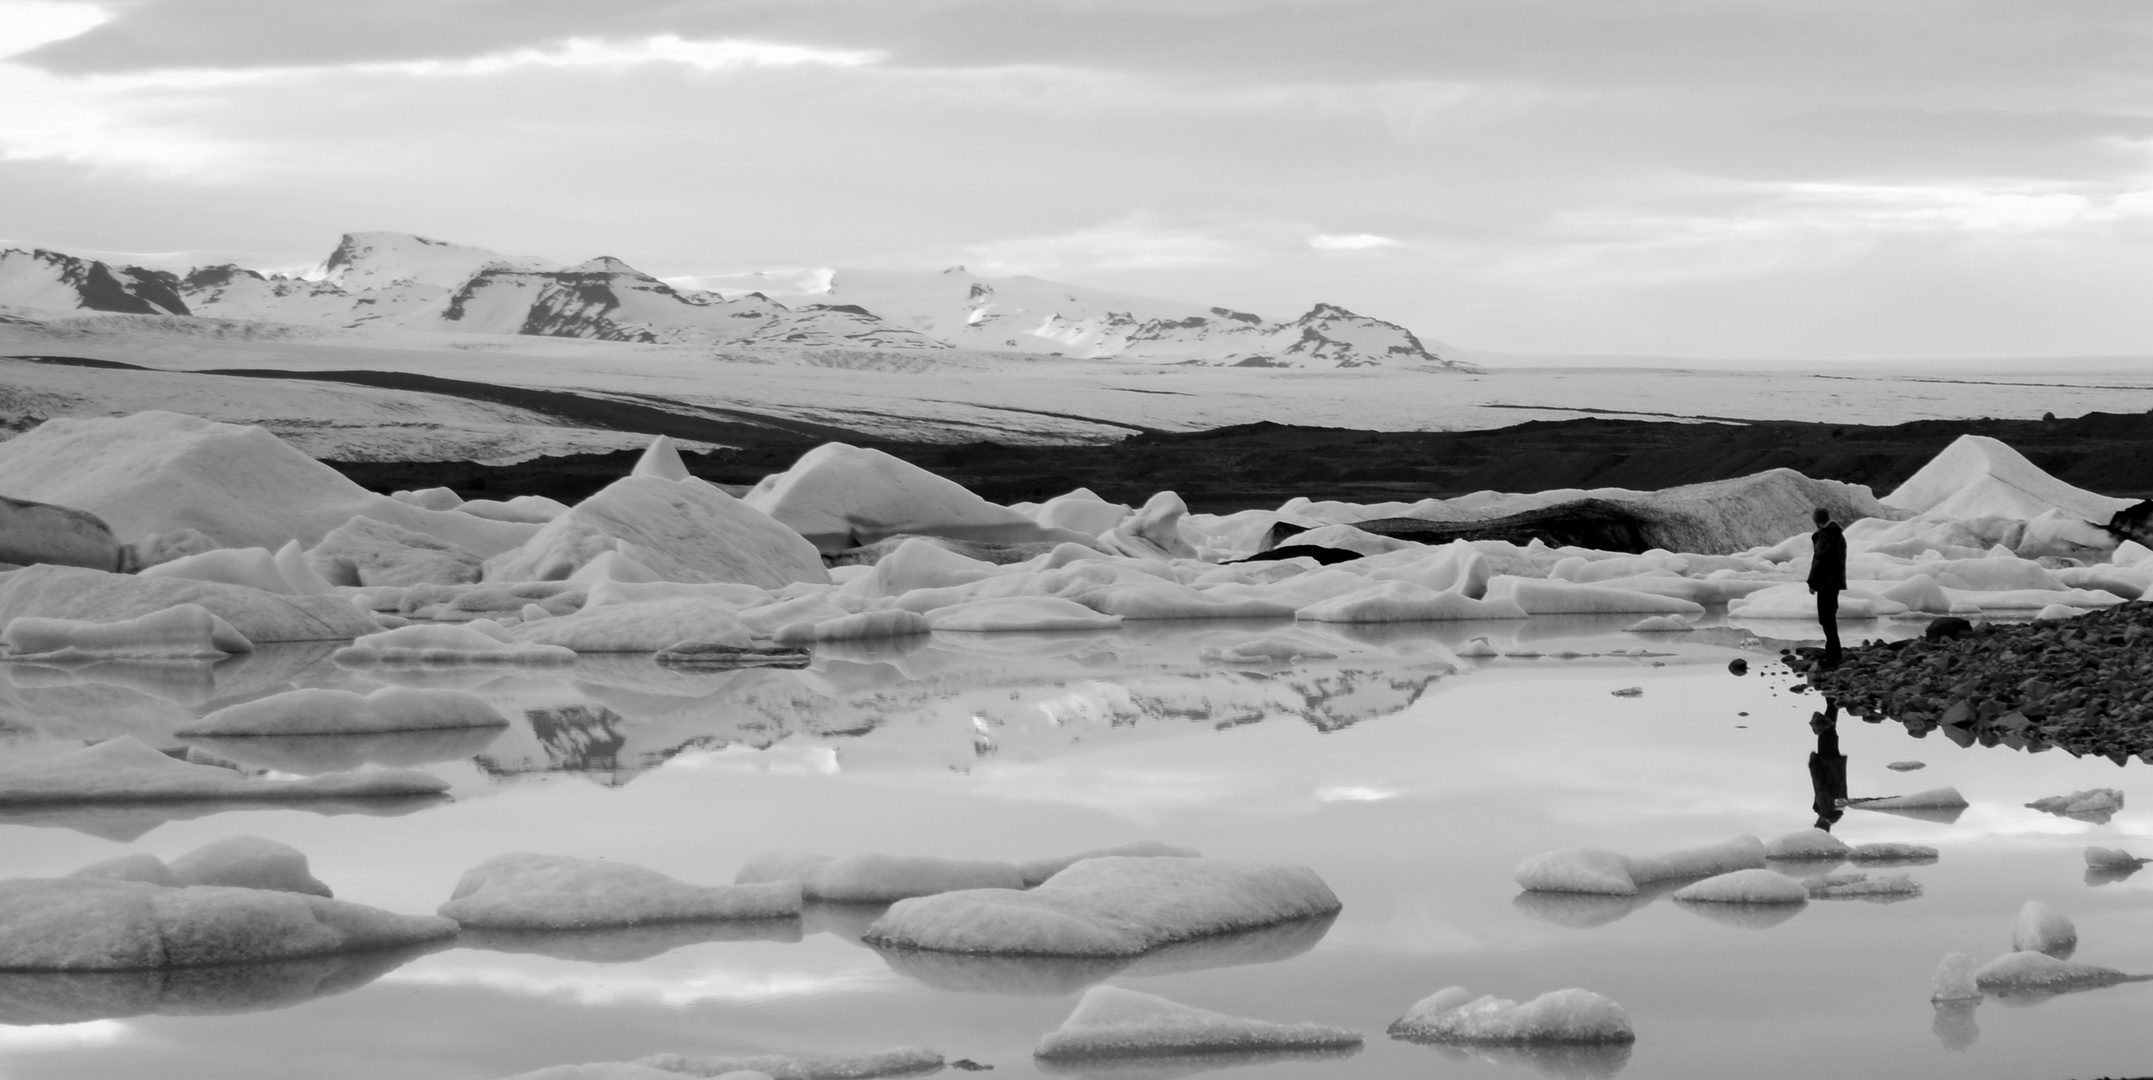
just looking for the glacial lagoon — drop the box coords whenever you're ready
[3,617,2149,1080]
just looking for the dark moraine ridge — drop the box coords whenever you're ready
[323,411,2153,512]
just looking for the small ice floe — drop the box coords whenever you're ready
[0,736,448,805]
[1932,953,1981,1002]
[1622,615,1692,633]
[1763,828,1851,861]
[1671,869,1809,905]
[2084,847,2148,886]
[1515,836,1765,896]
[175,686,508,737]
[632,1047,944,1080]
[1848,842,1939,865]
[1847,787,1968,824]
[72,835,332,896]
[1387,985,1635,1045]
[862,857,1340,957]
[924,596,1123,633]
[0,877,455,970]
[439,854,801,930]
[332,622,574,666]
[1198,636,1338,665]
[771,608,931,646]
[1608,686,1643,698]
[1973,951,2138,995]
[1033,985,1361,1061]
[1886,761,1926,772]
[2011,900,2077,960]
[650,641,810,670]
[1454,636,1500,659]
[1,604,253,660]
[1804,872,1922,902]
[734,852,1024,904]
[2025,788,2124,824]
[1016,841,1201,888]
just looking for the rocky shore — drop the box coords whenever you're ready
[1795,603,2153,763]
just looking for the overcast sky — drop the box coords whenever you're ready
[4,0,2152,359]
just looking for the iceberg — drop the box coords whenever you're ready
[1932,952,1981,1001]
[1625,835,1768,884]
[1804,872,1921,900]
[745,442,1091,553]
[1034,985,1359,1060]
[0,877,455,969]
[2025,788,2123,823]
[332,623,575,666]
[1973,951,2135,994]
[1017,841,1203,887]
[438,854,801,929]
[486,475,829,588]
[1513,849,1637,896]
[634,1047,945,1079]
[511,597,755,654]
[307,516,484,587]
[1670,869,1808,904]
[2,604,253,660]
[1763,829,1853,861]
[923,597,1123,633]
[1295,580,1528,623]
[0,736,449,804]
[863,856,1340,957]
[0,564,378,644]
[2011,900,2076,959]
[176,686,508,737]
[73,835,332,896]
[1387,985,1635,1044]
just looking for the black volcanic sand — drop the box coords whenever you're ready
[323,410,2153,512]
[1794,602,2153,764]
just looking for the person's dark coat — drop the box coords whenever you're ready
[1808,521,1847,595]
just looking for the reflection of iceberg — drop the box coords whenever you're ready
[1931,999,1980,1051]
[801,900,891,944]
[183,726,506,775]
[456,920,802,962]
[1033,1046,1359,1080]
[0,793,449,843]
[1408,1040,1634,1080]
[1672,899,1806,930]
[872,913,1335,996]
[1509,876,1696,930]
[3,641,345,710]
[2086,862,2143,887]
[0,942,443,1025]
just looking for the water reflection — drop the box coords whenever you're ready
[1670,898,1807,931]
[0,793,449,842]
[457,920,803,962]
[1511,877,1694,930]
[1931,998,1980,1051]
[0,943,446,1025]
[182,726,507,775]
[1033,1045,1361,1080]
[1809,699,1847,831]
[871,914,1338,996]
[1405,1040,1633,1080]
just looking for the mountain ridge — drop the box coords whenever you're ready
[0,232,1469,371]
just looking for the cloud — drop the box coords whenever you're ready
[1310,233,1401,250]
[0,0,105,59]
[354,34,881,78]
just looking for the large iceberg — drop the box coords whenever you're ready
[734,852,1024,903]
[485,475,829,588]
[863,856,1340,957]
[439,853,801,929]
[2,604,253,659]
[0,565,378,644]
[0,736,449,804]
[1387,986,1635,1044]
[1033,984,1361,1060]
[745,442,1097,553]
[73,835,333,896]
[0,877,454,969]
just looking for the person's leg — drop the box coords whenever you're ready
[1817,591,1842,664]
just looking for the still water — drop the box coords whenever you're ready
[1,616,2148,1080]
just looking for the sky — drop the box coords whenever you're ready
[3,0,2153,359]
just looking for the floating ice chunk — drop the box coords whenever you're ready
[1514,850,1636,896]
[333,623,575,666]
[1033,985,1360,1060]
[1623,615,1692,633]
[495,1064,689,1080]
[1764,829,1853,861]
[392,487,462,512]
[69,852,181,886]
[747,442,1086,553]
[635,1047,944,1080]
[2,604,253,660]
[0,565,376,644]
[439,854,801,930]
[1876,574,1958,614]
[177,686,508,738]
[2034,603,2087,621]
[488,476,829,588]
[0,736,449,804]
[513,597,755,654]
[1849,842,1938,863]
[1484,576,1706,616]
[140,546,316,597]
[1804,872,1921,900]
[631,435,693,481]
[1854,787,1968,810]
[1886,761,1925,772]
[1727,584,1907,620]
[1932,953,1981,1001]
[165,835,333,896]
[772,609,931,645]
[455,495,572,524]
[1973,951,2133,993]
[1671,869,1807,904]
[1289,523,1416,557]
[1017,841,1203,887]
[1100,491,1200,561]
[2115,539,2153,570]
[864,857,1340,957]
[2085,847,2146,869]
[1199,637,1337,664]
[2025,788,2123,822]
[924,596,1123,633]
[2012,900,2077,959]
[1030,488,1132,535]
[1295,580,1527,623]
[307,516,483,588]
[1624,836,1766,886]
[1455,636,1499,658]
[735,852,1024,903]
[0,877,455,969]
[1609,686,1642,697]
[848,537,1003,597]
[1387,985,1634,1044]
[0,492,123,571]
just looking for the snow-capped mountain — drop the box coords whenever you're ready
[0,232,1459,369]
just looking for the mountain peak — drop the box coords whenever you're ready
[311,231,558,291]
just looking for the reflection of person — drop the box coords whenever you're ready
[1809,699,1848,830]
[1807,508,1847,666]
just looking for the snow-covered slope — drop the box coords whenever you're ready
[823,266,1455,369]
[307,231,558,291]
[0,249,189,318]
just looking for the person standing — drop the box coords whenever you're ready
[1807,507,1847,666]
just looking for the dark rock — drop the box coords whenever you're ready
[1727,659,1749,676]
[1925,617,1975,642]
